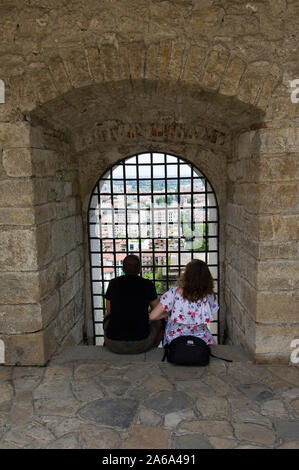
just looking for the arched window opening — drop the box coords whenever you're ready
[88,152,219,345]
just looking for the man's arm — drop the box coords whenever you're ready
[104,300,111,318]
[149,298,159,311]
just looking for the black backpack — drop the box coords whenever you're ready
[161,335,232,366]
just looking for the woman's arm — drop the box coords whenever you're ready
[149,302,170,321]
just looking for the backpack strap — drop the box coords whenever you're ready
[209,352,233,363]
[161,344,169,362]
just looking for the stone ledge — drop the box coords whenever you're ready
[49,344,252,365]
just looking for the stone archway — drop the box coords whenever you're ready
[87,151,220,345]
[0,36,297,365]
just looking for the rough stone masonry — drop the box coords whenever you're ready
[0,0,298,365]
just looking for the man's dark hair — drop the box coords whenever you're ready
[123,255,141,274]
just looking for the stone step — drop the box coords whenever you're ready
[49,344,252,365]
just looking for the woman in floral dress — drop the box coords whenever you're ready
[149,260,219,346]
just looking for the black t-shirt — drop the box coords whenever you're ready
[104,274,157,340]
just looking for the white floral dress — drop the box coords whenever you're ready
[160,286,219,346]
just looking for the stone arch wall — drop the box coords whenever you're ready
[0,1,298,364]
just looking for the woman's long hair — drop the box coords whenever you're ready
[179,259,215,301]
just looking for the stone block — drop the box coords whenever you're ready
[157,40,171,82]
[123,425,170,449]
[0,272,40,304]
[145,42,159,81]
[255,324,299,355]
[0,122,30,148]
[31,149,57,177]
[59,268,84,309]
[179,419,233,437]
[233,422,276,445]
[2,148,32,177]
[257,155,298,182]
[0,304,42,334]
[202,44,230,90]
[36,223,53,268]
[258,128,299,155]
[257,75,279,110]
[47,57,72,95]
[257,260,298,290]
[238,71,262,105]
[258,241,298,260]
[220,57,246,96]
[39,262,60,300]
[0,179,34,206]
[0,207,35,226]
[52,216,77,259]
[64,50,91,88]
[9,74,37,113]
[66,248,83,279]
[61,316,84,346]
[183,44,207,84]
[237,131,254,160]
[100,44,120,82]
[168,41,185,83]
[0,229,38,271]
[41,290,60,329]
[86,47,103,83]
[258,214,298,242]
[34,203,56,225]
[30,68,58,104]
[128,42,145,81]
[0,331,46,365]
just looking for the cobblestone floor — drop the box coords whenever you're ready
[0,346,299,449]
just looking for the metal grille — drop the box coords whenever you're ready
[88,152,219,345]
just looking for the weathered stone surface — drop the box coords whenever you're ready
[138,407,162,427]
[0,381,13,404]
[233,423,276,445]
[2,421,55,448]
[208,437,238,449]
[2,149,32,177]
[277,441,299,449]
[260,399,289,419]
[164,409,196,429]
[80,423,121,449]
[0,180,33,206]
[9,393,33,426]
[45,432,79,449]
[238,384,275,402]
[0,123,30,148]
[173,434,213,450]
[93,377,131,397]
[141,375,174,394]
[144,391,192,415]
[274,420,299,441]
[196,396,229,419]
[179,419,234,437]
[232,410,273,428]
[122,425,170,449]
[71,378,104,402]
[78,399,139,429]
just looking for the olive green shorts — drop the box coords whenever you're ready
[103,318,163,354]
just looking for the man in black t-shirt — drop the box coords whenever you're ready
[103,255,163,354]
